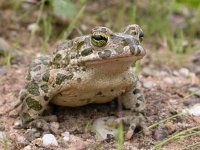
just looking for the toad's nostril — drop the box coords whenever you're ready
[136,45,145,56]
[130,45,136,54]
[130,45,145,56]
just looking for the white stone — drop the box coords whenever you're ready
[179,68,190,77]
[17,135,27,144]
[42,134,58,147]
[182,104,200,116]
[143,82,155,89]
[188,87,200,97]
[14,120,22,128]
[0,131,6,140]
[92,116,118,141]
[23,145,31,150]
[61,131,70,141]
[27,23,40,33]
[0,38,11,51]
[163,77,174,84]
[169,99,178,105]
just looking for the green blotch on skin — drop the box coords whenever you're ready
[42,71,50,82]
[63,55,70,66]
[21,112,33,124]
[81,48,93,56]
[77,41,85,50]
[53,53,62,62]
[27,82,40,96]
[98,50,111,59]
[26,97,42,111]
[115,46,124,54]
[40,84,49,93]
[26,71,31,80]
[33,65,41,72]
[56,73,73,85]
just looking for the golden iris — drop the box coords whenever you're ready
[91,32,108,47]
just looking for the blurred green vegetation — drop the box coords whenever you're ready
[11,0,200,41]
[1,0,200,67]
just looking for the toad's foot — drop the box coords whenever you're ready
[16,118,50,131]
[115,112,149,140]
[29,118,50,131]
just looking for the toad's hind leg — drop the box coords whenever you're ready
[121,79,148,139]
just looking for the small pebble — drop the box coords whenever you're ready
[143,82,155,89]
[182,104,200,116]
[32,138,42,147]
[183,98,200,106]
[0,68,7,76]
[92,116,118,141]
[75,138,86,150]
[42,134,58,147]
[0,122,5,131]
[50,122,59,134]
[188,87,200,97]
[27,23,40,33]
[61,131,70,141]
[24,128,40,142]
[179,68,190,77]
[17,135,28,145]
[34,132,41,138]
[23,145,31,150]
[13,120,23,129]
[142,68,154,77]
[169,99,178,105]
[0,38,17,57]
[159,71,169,77]
[173,71,180,76]
[0,131,6,140]
[163,77,174,84]
[0,38,11,52]
[153,126,169,140]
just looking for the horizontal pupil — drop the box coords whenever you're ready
[92,35,107,41]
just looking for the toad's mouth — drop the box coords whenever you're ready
[78,45,145,65]
[84,55,141,65]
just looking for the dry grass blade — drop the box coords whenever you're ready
[181,142,200,150]
[63,5,86,39]
[150,125,200,150]
[147,113,183,130]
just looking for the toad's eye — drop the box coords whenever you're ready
[91,33,108,47]
[139,30,144,43]
[131,30,137,35]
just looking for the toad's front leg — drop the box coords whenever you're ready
[118,79,148,139]
[19,72,54,129]
[19,69,71,129]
